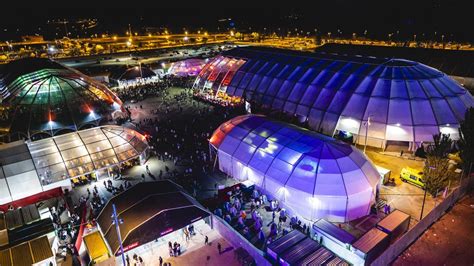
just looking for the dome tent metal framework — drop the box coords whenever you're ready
[0,58,124,141]
[195,47,474,149]
[210,114,380,222]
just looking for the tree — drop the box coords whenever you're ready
[424,134,456,197]
[458,107,474,174]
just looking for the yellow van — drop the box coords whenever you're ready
[400,167,425,189]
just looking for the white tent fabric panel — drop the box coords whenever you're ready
[411,99,438,125]
[364,98,389,124]
[8,171,42,201]
[358,121,386,140]
[346,190,373,221]
[266,158,293,184]
[247,151,274,174]
[406,80,427,99]
[311,196,349,223]
[386,125,414,142]
[390,80,409,99]
[217,150,233,175]
[447,97,471,120]
[342,169,371,196]
[360,161,383,187]
[320,113,340,135]
[231,159,248,182]
[431,99,458,125]
[388,99,412,125]
[414,126,440,142]
[0,179,12,205]
[232,142,257,165]
[313,173,347,197]
[2,159,35,177]
[247,167,265,188]
[42,178,70,192]
[336,117,361,135]
[218,136,241,156]
[342,94,370,121]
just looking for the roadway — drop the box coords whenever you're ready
[59,43,234,69]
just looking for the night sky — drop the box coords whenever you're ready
[1,1,474,41]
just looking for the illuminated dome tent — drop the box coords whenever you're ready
[210,115,380,222]
[196,47,474,149]
[0,58,124,141]
[168,58,206,77]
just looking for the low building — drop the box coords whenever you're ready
[0,236,56,266]
[96,180,211,256]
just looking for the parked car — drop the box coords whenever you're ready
[400,167,425,188]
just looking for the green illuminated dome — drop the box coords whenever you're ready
[0,58,125,141]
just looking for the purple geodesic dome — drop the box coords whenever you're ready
[210,114,380,222]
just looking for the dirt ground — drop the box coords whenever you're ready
[365,149,425,185]
[393,192,474,266]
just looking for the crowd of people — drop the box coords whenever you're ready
[50,75,250,265]
[213,184,312,249]
[112,76,195,102]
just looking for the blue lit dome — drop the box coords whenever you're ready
[210,114,380,222]
[195,47,474,149]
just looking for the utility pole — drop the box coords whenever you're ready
[63,20,69,37]
[420,186,428,220]
[139,61,143,79]
[364,116,371,154]
[112,204,126,265]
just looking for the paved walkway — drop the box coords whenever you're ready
[117,221,240,266]
[166,237,241,266]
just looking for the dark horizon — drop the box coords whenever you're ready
[1,2,474,42]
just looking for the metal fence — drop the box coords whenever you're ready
[372,177,471,266]
[212,215,271,266]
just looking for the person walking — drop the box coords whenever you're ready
[217,242,222,254]
[125,254,130,266]
[204,235,209,245]
[159,256,163,266]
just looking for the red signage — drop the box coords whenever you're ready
[160,228,174,236]
[117,241,139,255]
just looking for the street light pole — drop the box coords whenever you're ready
[364,116,371,154]
[420,186,428,220]
[112,204,126,265]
